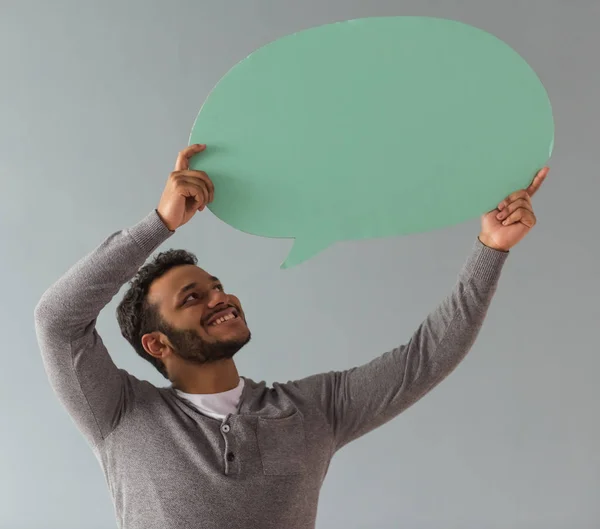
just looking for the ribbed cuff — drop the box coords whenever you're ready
[461,237,510,283]
[127,209,175,254]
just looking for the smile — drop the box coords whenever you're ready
[210,313,238,326]
[205,307,240,327]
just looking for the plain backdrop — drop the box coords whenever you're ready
[1,1,598,528]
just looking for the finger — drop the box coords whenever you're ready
[497,189,531,211]
[173,170,214,200]
[179,182,206,207]
[201,172,215,203]
[172,172,210,206]
[497,166,550,210]
[496,198,532,220]
[201,172,214,203]
[175,144,206,171]
[501,208,536,228]
[180,177,209,206]
[527,166,549,197]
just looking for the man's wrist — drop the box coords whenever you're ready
[478,233,509,252]
[155,209,176,232]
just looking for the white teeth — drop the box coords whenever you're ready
[210,313,237,326]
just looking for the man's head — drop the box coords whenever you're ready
[116,249,250,379]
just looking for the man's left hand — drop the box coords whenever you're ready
[479,167,549,252]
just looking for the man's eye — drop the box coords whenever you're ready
[183,293,199,304]
[183,286,222,306]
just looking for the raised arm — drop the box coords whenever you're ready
[34,144,213,448]
[34,211,174,446]
[287,167,548,452]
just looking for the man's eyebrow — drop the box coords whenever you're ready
[177,282,199,300]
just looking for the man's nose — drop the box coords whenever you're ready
[207,289,228,307]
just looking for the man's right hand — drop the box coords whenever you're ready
[157,144,215,232]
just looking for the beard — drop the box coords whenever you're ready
[159,320,251,365]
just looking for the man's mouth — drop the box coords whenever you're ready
[205,307,240,328]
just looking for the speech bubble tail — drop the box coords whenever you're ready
[280,235,331,269]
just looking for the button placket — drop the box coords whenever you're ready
[220,419,235,475]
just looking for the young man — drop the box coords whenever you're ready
[35,144,548,529]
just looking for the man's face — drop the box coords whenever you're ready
[146,265,251,365]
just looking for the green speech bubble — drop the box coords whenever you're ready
[189,16,554,269]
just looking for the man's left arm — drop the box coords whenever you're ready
[287,238,506,451]
[286,167,549,452]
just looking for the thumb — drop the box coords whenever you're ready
[175,144,206,171]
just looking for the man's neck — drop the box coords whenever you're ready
[170,358,240,394]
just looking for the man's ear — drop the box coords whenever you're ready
[141,332,172,361]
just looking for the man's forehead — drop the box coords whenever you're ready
[148,265,214,305]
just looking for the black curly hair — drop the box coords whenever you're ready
[116,249,198,379]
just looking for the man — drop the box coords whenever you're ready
[35,144,548,529]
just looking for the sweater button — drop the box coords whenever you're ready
[221,424,230,433]
[227,452,235,462]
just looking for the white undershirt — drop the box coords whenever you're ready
[174,377,245,420]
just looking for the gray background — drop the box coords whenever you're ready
[1,1,598,528]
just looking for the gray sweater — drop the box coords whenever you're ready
[34,209,508,529]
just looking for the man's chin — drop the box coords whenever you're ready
[209,329,251,351]
[201,333,251,364]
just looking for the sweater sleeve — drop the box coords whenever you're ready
[287,238,509,452]
[34,210,174,448]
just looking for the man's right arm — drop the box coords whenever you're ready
[34,144,213,448]
[34,210,174,448]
